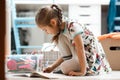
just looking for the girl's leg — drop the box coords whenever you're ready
[60,58,80,75]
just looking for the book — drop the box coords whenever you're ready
[13,71,57,79]
[26,71,50,79]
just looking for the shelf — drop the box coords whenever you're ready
[14,0,53,4]
[14,17,36,28]
[15,24,36,28]
[115,17,120,21]
[116,2,120,5]
[114,26,120,30]
[54,0,100,5]
[15,17,35,21]
[14,0,110,5]
[18,45,42,49]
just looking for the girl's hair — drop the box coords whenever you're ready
[35,4,63,43]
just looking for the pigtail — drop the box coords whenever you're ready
[51,4,63,43]
[51,4,62,27]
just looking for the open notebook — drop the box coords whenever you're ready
[13,71,58,79]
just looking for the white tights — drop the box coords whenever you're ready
[60,58,80,74]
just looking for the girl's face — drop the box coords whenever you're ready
[39,19,59,35]
[40,26,57,35]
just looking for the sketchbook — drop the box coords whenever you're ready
[14,71,57,79]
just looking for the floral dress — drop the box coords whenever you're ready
[60,20,112,75]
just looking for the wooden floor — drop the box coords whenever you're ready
[6,71,120,80]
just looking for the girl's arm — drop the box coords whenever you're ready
[43,57,64,73]
[69,34,87,76]
[51,57,64,69]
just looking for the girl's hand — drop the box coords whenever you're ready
[68,71,85,76]
[43,66,54,73]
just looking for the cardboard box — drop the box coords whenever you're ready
[100,38,120,70]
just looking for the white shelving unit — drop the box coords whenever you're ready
[69,4,101,37]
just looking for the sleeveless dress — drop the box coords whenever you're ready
[56,20,112,75]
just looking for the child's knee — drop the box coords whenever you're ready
[60,59,80,75]
[60,62,70,74]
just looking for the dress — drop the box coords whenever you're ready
[56,20,112,75]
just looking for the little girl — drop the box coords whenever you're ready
[35,4,111,76]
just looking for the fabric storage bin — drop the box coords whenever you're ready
[100,38,120,70]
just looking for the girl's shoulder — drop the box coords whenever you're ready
[62,21,84,39]
[65,21,84,32]
[67,21,83,29]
